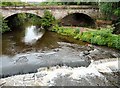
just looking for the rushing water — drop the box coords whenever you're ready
[0,23,120,86]
[0,58,119,86]
[1,24,88,78]
[23,26,44,45]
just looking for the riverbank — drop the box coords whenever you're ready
[51,25,120,50]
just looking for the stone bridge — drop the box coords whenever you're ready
[1,5,101,20]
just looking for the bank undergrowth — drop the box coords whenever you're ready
[0,15,10,33]
[51,25,120,50]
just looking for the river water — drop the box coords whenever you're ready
[1,24,89,77]
[0,24,120,86]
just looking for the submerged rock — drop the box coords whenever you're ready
[15,56,28,64]
[83,51,90,55]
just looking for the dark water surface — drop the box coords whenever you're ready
[1,25,86,56]
[1,24,89,78]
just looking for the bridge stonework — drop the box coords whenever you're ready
[1,5,101,20]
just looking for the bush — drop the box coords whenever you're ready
[0,15,10,33]
[80,29,120,49]
[52,26,120,50]
[52,25,77,37]
[108,34,120,49]
[41,10,56,29]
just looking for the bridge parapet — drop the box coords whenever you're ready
[1,5,99,10]
[1,5,101,20]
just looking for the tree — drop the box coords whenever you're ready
[41,10,56,29]
[99,2,120,20]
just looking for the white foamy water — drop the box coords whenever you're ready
[0,58,119,86]
[23,26,44,44]
[88,58,119,73]
[37,58,119,86]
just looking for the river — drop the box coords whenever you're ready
[0,24,120,86]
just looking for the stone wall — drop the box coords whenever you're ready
[1,5,100,20]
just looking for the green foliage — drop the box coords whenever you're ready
[113,8,120,17]
[99,2,120,20]
[107,35,120,49]
[99,2,112,20]
[17,13,27,24]
[0,15,10,33]
[1,2,31,6]
[52,25,77,37]
[38,1,97,6]
[80,29,120,49]
[74,28,80,34]
[1,20,10,33]
[39,2,63,6]
[30,15,42,25]
[52,25,120,49]
[41,10,56,29]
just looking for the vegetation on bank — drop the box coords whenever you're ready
[51,25,120,50]
[41,10,56,29]
[0,15,10,33]
[0,2,31,7]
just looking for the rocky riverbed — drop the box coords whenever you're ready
[0,58,119,86]
[0,42,120,87]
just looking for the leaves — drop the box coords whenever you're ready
[99,2,120,20]
[41,10,56,29]
[52,25,120,50]
[0,15,10,33]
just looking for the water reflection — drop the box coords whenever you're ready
[1,22,86,56]
[23,26,45,45]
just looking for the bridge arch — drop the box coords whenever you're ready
[60,13,96,27]
[4,12,42,28]
[4,12,42,20]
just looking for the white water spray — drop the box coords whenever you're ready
[23,26,44,45]
[0,58,119,86]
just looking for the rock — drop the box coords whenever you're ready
[15,56,28,64]
[53,48,59,52]
[112,53,119,58]
[83,51,90,55]
[87,55,92,60]
[79,52,85,57]
[89,49,99,55]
